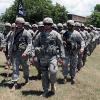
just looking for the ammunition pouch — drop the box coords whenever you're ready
[46,45,57,56]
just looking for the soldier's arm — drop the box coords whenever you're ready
[31,33,41,57]
[23,31,32,55]
[56,32,65,59]
[76,32,85,53]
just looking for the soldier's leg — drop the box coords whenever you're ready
[77,53,83,71]
[34,57,41,79]
[12,54,20,82]
[20,57,29,83]
[62,57,69,83]
[70,55,78,84]
[49,58,58,93]
[41,66,50,97]
[39,59,49,96]
[82,48,87,66]
[41,70,49,93]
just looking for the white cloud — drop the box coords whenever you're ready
[0,0,15,15]
[53,0,100,16]
[0,0,100,16]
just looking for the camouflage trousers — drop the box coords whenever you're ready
[33,57,41,76]
[11,52,29,81]
[62,55,78,78]
[77,53,83,70]
[39,57,58,92]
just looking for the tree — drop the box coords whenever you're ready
[51,3,68,23]
[87,4,100,28]
[1,0,68,24]
[94,4,100,12]
[90,12,100,28]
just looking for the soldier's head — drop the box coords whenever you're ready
[67,20,75,31]
[63,23,67,30]
[75,22,81,32]
[52,23,58,31]
[24,22,30,30]
[32,24,38,32]
[80,23,85,31]
[87,27,91,33]
[5,22,11,32]
[89,25,94,30]
[43,17,53,32]
[15,17,25,29]
[85,27,88,31]
[11,23,16,31]
[57,23,63,32]
[38,21,44,32]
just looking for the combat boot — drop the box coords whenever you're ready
[51,83,56,94]
[25,78,29,84]
[40,91,49,97]
[63,76,67,84]
[37,73,41,80]
[71,77,75,85]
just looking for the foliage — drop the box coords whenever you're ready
[1,0,68,24]
[88,4,100,28]
[90,12,100,28]
[94,4,100,12]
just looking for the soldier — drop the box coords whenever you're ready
[75,22,86,71]
[33,17,65,97]
[33,21,44,78]
[87,26,94,56]
[63,23,67,31]
[8,17,32,86]
[57,23,63,33]
[31,24,38,37]
[30,21,44,79]
[0,32,4,51]
[24,22,34,35]
[4,23,16,67]
[74,22,83,71]
[3,23,11,38]
[57,23,66,38]
[3,23,11,69]
[63,20,85,84]
[52,23,58,31]
[80,24,89,67]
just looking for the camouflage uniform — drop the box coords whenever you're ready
[63,20,85,84]
[33,17,65,96]
[0,32,4,50]
[8,17,32,83]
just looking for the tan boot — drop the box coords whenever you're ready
[51,83,56,94]
[63,76,67,84]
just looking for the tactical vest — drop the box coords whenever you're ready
[13,29,28,52]
[36,32,58,57]
[63,31,81,55]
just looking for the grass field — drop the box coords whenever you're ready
[0,46,100,100]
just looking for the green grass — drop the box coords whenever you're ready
[0,46,100,100]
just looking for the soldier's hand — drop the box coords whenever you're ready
[7,55,10,59]
[80,48,84,54]
[22,53,28,59]
[0,47,3,51]
[29,57,35,65]
[63,41,67,45]
[57,58,64,66]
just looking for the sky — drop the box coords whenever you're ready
[0,0,100,16]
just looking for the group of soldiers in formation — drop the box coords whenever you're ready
[0,17,100,97]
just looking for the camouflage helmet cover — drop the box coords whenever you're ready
[43,17,53,24]
[5,23,11,27]
[15,17,25,24]
[67,20,75,26]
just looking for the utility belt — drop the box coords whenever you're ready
[13,42,27,52]
[35,46,58,56]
